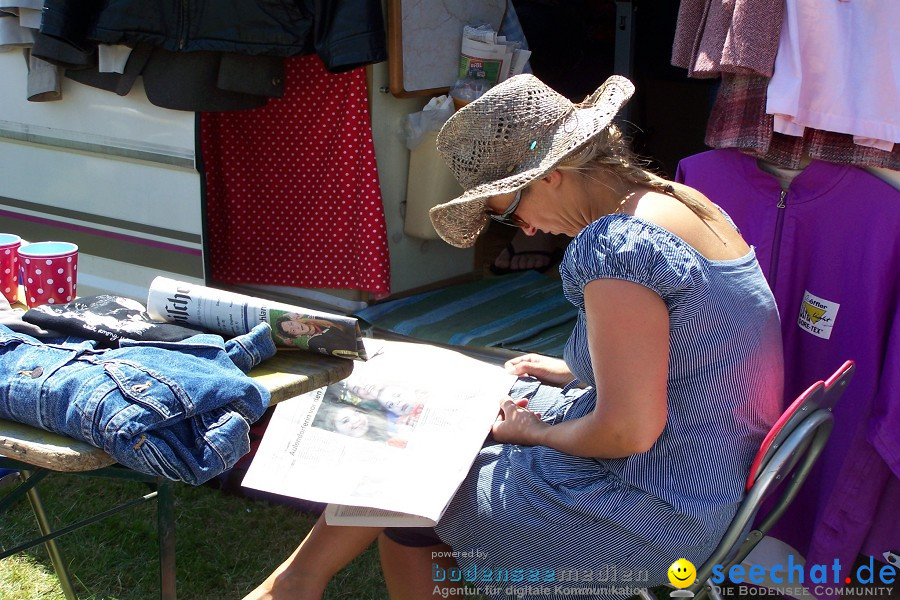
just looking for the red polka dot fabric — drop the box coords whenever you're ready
[200,55,391,297]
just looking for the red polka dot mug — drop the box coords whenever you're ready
[0,233,21,305]
[17,241,79,307]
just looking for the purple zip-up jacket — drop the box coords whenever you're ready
[676,149,900,586]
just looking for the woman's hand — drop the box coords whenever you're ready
[491,397,549,446]
[504,353,574,387]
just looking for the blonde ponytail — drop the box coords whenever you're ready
[558,125,717,221]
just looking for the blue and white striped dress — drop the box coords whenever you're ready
[435,214,784,599]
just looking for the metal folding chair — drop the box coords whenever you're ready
[639,360,856,600]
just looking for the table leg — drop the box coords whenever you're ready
[21,470,77,600]
[156,477,176,600]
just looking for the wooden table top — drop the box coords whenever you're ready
[245,351,352,406]
[0,351,353,472]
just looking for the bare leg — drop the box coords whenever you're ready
[243,515,381,600]
[378,533,467,600]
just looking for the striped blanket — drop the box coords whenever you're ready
[354,271,576,357]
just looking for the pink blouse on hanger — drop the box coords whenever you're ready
[766,0,900,151]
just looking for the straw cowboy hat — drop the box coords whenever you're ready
[429,74,634,248]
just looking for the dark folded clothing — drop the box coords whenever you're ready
[0,294,61,339]
[23,294,204,347]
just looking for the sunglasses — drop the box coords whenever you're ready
[488,189,525,227]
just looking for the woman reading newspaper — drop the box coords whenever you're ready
[244,74,783,600]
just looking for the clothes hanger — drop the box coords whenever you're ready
[756,153,811,190]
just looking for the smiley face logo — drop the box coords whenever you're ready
[668,558,697,588]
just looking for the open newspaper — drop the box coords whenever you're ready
[241,338,518,526]
[146,276,367,360]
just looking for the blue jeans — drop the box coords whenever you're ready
[0,323,276,484]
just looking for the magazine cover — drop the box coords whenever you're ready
[146,276,367,360]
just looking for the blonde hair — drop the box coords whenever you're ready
[556,124,717,221]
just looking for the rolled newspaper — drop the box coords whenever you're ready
[146,277,367,360]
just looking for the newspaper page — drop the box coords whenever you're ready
[241,338,518,526]
[146,276,367,360]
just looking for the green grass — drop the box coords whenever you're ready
[0,473,387,599]
[10,472,867,600]
[0,469,777,600]
[0,472,671,600]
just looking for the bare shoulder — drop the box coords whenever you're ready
[631,185,750,261]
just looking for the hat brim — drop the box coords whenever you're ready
[429,75,634,248]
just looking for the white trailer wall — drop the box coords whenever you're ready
[0,51,203,300]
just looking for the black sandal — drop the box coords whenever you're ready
[489,243,564,275]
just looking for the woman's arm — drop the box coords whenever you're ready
[492,278,670,458]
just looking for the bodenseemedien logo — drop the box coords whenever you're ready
[668,559,696,597]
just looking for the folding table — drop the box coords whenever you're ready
[0,350,353,600]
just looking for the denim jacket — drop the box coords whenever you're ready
[0,323,276,485]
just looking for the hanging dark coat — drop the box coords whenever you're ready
[38,0,386,73]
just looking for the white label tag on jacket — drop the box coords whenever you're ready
[797,290,840,340]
